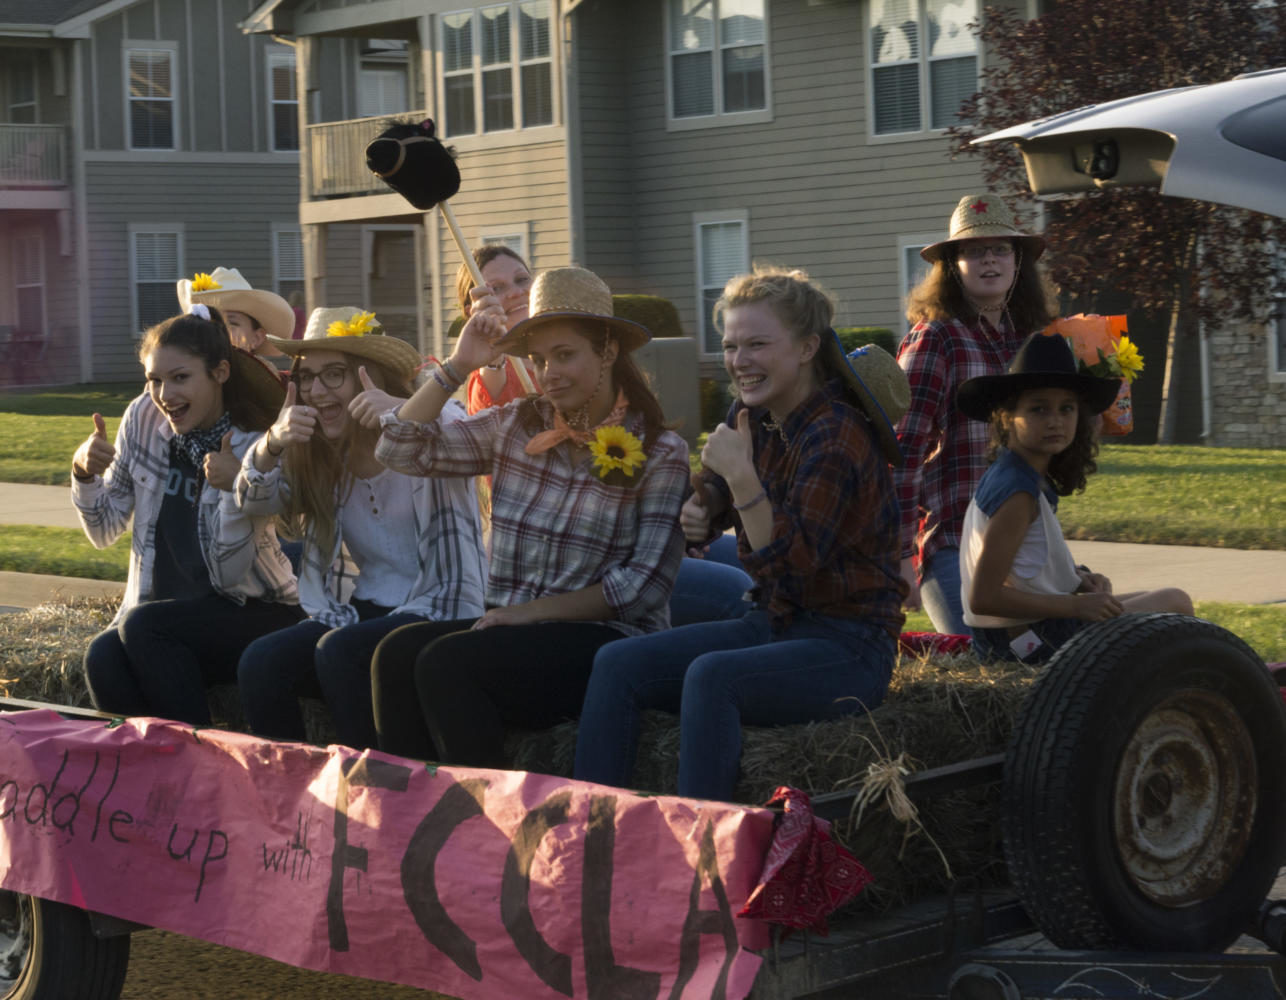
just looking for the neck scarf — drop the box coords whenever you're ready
[172,412,233,468]
[525,388,629,456]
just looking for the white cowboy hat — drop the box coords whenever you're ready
[176,267,296,341]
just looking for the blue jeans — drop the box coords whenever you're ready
[668,556,753,627]
[574,609,896,802]
[238,605,422,748]
[920,545,967,636]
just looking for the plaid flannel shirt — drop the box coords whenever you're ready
[71,392,298,625]
[376,396,689,636]
[235,401,488,628]
[891,316,1026,570]
[705,380,907,636]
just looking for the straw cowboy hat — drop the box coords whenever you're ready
[919,194,1046,264]
[266,307,423,384]
[176,267,296,341]
[957,332,1121,423]
[818,334,911,466]
[494,267,651,356]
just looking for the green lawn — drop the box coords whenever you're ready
[0,382,136,484]
[0,525,130,580]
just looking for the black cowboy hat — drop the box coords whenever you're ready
[957,332,1121,422]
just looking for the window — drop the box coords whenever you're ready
[130,226,183,334]
[268,51,299,151]
[869,0,977,136]
[358,40,410,118]
[8,50,37,123]
[13,233,45,339]
[694,210,749,353]
[440,2,554,138]
[1272,289,1286,380]
[126,45,178,150]
[480,227,529,261]
[273,226,305,304]
[667,0,769,124]
[897,233,939,334]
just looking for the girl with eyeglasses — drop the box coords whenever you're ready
[74,304,305,726]
[892,193,1059,636]
[231,308,486,749]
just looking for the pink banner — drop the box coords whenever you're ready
[0,710,773,999]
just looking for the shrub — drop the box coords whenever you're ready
[700,377,733,431]
[835,326,898,356]
[613,295,685,338]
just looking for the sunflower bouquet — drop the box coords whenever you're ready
[1068,333,1144,384]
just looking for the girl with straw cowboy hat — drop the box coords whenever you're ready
[957,333,1191,663]
[574,266,911,803]
[353,266,690,769]
[73,304,304,726]
[177,266,296,368]
[231,307,486,750]
[893,193,1059,636]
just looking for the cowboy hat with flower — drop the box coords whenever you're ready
[176,267,296,341]
[956,332,1122,422]
[920,194,1046,264]
[494,267,651,356]
[266,307,423,384]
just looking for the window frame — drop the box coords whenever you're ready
[124,41,180,152]
[1269,290,1286,384]
[272,223,305,304]
[693,209,750,356]
[8,49,39,123]
[128,223,184,337]
[437,2,558,141]
[266,49,299,153]
[12,230,47,342]
[664,0,773,132]
[479,224,530,262]
[865,0,979,142]
[896,231,941,337]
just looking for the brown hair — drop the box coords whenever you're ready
[906,240,1058,334]
[138,307,276,431]
[986,389,1100,496]
[455,245,530,316]
[277,357,415,554]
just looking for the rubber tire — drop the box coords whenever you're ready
[0,893,130,1000]
[1002,613,1286,952]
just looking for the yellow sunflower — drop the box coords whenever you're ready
[1114,335,1144,383]
[327,310,378,338]
[190,272,221,292]
[590,425,646,478]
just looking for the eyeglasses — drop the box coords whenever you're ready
[959,243,1016,261]
[294,365,350,392]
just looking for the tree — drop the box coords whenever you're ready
[949,1,1286,443]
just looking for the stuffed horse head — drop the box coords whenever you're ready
[365,119,460,210]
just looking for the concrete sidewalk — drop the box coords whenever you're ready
[2,480,1285,610]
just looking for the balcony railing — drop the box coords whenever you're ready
[307,112,424,199]
[0,124,68,187]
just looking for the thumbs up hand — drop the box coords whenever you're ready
[348,365,406,429]
[203,430,239,491]
[266,380,317,456]
[72,412,116,481]
[701,408,756,484]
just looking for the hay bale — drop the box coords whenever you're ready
[7,601,1039,909]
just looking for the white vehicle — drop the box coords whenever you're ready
[974,66,1286,218]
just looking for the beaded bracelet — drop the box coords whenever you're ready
[733,488,768,512]
[429,365,460,395]
[440,357,465,386]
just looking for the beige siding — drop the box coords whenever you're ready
[84,160,301,381]
[431,139,570,330]
[574,0,997,340]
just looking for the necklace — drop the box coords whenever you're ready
[763,416,789,444]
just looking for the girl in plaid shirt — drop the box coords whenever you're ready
[73,306,304,726]
[574,267,911,802]
[355,267,690,768]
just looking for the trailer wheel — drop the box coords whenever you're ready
[0,891,130,999]
[1002,613,1286,951]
